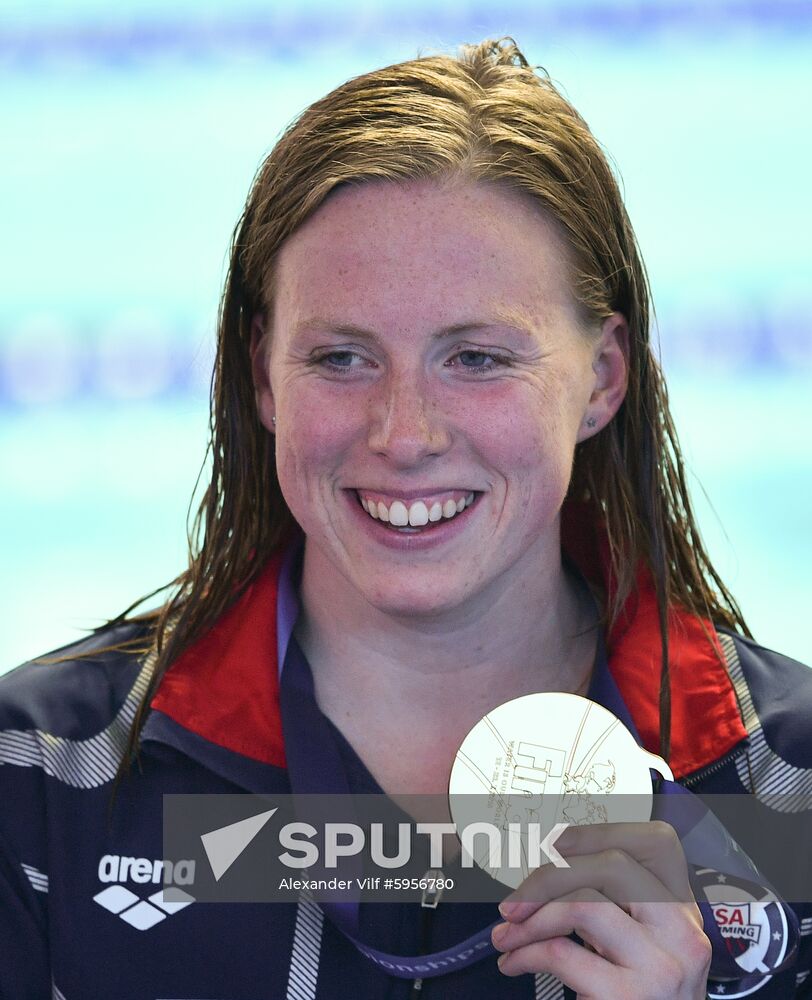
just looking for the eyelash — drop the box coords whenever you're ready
[310,349,512,376]
[445,350,512,375]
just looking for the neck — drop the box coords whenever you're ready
[295,537,599,750]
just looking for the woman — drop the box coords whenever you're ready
[1,38,810,1000]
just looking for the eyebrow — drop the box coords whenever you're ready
[292,310,537,340]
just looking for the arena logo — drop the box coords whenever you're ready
[97,853,196,885]
[92,854,196,931]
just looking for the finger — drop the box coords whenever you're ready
[497,932,622,994]
[501,821,693,917]
[555,821,693,901]
[500,848,691,929]
[492,887,645,968]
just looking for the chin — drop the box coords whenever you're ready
[360,581,466,620]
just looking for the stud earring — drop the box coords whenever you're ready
[586,416,597,428]
[271,416,277,426]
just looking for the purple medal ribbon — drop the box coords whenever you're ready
[276,547,799,983]
[279,630,499,977]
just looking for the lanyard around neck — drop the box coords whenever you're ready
[275,543,799,985]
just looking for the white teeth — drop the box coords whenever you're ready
[359,491,477,527]
[408,501,429,527]
[389,500,409,527]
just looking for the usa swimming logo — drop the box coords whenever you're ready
[696,868,792,999]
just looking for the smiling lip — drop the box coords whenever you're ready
[354,487,476,502]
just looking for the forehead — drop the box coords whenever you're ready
[271,178,579,331]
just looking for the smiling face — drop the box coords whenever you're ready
[252,178,627,619]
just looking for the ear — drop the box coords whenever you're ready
[577,312,629,443]
[250,313,276,433]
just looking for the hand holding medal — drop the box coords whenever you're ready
[491,820,711,997]
[449,693,713,997]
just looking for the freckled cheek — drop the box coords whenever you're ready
[280,392,360,462]
[466,396,570,468]
[273,402,358,516]
[470,402,577,514]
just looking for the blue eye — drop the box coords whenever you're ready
[458,350,492,367]
[311,348,509,376]
[447,350,510,374]
[327,351,357,367]
[312,350,368,372]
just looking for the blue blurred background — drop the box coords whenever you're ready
[1,0,810,671]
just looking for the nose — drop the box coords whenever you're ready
[366,372,452,467]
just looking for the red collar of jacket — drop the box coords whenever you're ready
[151,507,747,779]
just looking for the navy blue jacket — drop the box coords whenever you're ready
[1,551,811,1000]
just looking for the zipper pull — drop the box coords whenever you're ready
[420,868,445,909]
[411,870,445,997]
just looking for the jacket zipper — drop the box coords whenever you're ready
[410,869,445,997]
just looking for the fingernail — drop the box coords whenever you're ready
[497,953,507,969]
[499,900,517,919]
[491,922,508,946]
